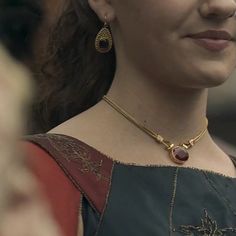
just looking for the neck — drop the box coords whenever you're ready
[104,66,210,145]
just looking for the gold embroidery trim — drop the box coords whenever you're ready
[94,162,115,236]
[177,209,236,235]
[38,134,109,182]
[169,168,179,235]
[38,133,236,179]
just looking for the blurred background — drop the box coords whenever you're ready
[208,71,236,156]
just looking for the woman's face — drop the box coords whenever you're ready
[110,0,236,89]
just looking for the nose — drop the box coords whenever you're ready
[200,0,236,20]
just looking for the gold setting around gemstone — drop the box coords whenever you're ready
[95,23,113,53]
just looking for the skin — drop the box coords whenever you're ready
[50,0,236,178]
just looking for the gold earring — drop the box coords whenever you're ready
[95,16,113,53]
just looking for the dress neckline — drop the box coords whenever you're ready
[49,133,236,180]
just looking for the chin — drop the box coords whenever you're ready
[193,63,235,88]
[195,75,231,89]
[206,79,229,88]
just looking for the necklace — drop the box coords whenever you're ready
[102,95,208,165]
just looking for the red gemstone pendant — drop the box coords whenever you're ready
[170,146,189,165]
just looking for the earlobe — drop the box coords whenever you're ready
[88,0,115,23]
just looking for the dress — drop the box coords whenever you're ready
[23,133,236,236]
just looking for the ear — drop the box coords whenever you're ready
[88,0,116,22]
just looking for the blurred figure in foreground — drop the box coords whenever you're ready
[0,1,62,235]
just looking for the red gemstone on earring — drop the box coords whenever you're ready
[170,146,189,164]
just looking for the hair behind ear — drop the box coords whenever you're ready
[29,0,116,133]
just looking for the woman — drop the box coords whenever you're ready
[25,0,236,235]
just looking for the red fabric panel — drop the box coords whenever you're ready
[46,136,114,214]
[25,134,114,214]
[22,142,81,236]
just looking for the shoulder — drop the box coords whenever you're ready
[22,133,114,213]
[22,136,82,236]
[22,133,115,236]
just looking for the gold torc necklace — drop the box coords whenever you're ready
[102,95,208,165]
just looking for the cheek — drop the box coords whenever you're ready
[118,15,176,77]
[114,0,196,50]
[114,0,167,37]
[114,0,190,62]
[114,0,223,87]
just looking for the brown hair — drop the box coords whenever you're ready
[29,0,116,133]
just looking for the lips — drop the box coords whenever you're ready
[188,30,233,41]
[191,38,230,51]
